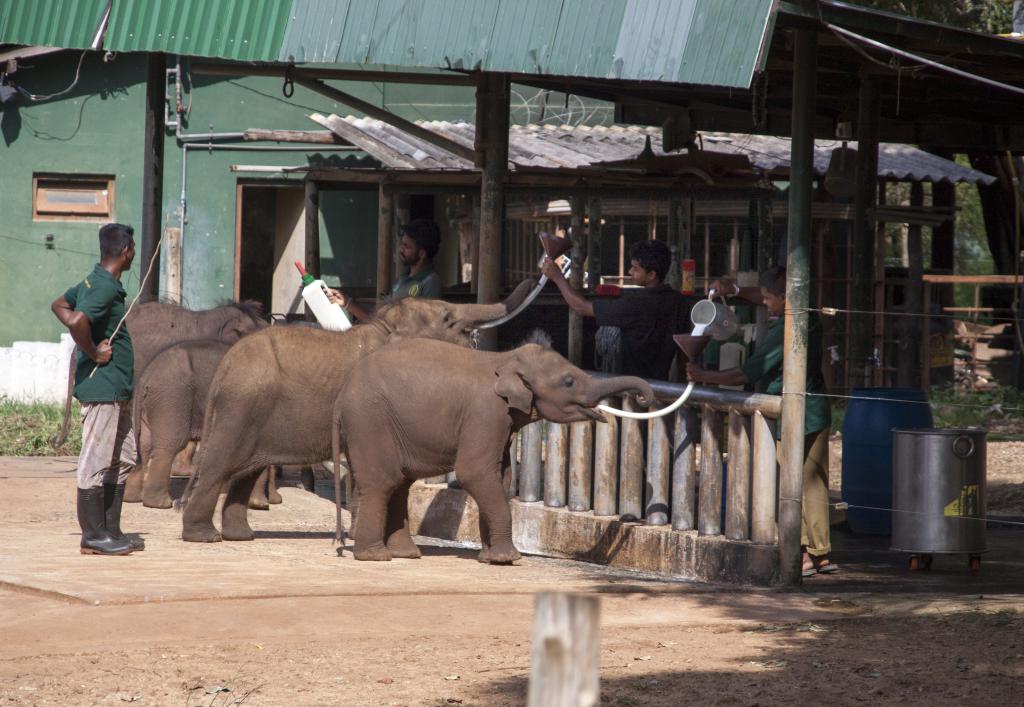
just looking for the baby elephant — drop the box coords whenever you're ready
[134,339,280,509]
[332,336,654,563]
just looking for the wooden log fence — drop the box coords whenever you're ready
[510,377,782,546]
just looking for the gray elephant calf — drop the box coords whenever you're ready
[133,339,276,509]
[332,336,653,563]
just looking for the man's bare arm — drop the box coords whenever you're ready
[51,296,110,363]
[541,259,594,318]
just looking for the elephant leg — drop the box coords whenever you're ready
[222,471,260,541]
[123,419,151,503]
[140,445,176,509]
[170,440,198,477]
[181,437,241,543]
[268,466,283,504]
[385,479,420,559]
[248,468,270,510]
[123,465,145,503]
[459,461,520,565]
[300,466,316,492]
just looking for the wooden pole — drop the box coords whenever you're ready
[671,406,698,531]
[646,405,670,525]
[568,195,586,366]
[593,401,619,516]
[851,76,879,386]
[724,410,752,540]
[520,422,543,503]
[698,406,724,536]
[618,397,644,519]
[587,197,602,290]
[140,53,165,303]
[544,423,568,508]
[750,411,778,544]
[779,27,817,585]
[527,593,600,707]
[476,73,510,351]
[376,184,394,303]
[898,182,924,388]
[568,421,594,512]
[304,180,321,277]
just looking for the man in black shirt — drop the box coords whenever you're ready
[541,240,690,380]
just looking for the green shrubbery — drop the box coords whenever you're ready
[0,397,81,456]
[831,385,1024,437]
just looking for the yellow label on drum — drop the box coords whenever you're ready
[944,484,980,517]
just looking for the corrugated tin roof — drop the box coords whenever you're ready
[310,115,996,186]
[0,0,108,50]
[281,0,775,87]
[0,0,774,87]
[0,0,293,61]
[105,0,293,61]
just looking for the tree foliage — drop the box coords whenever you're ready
[849,0,1014,33]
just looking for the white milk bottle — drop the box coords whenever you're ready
[294,261,352,331]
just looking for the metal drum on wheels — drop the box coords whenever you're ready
[891,428,987,573]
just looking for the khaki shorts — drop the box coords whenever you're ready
[78,401,136,489]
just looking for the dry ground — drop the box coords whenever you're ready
[1,458,1023,706]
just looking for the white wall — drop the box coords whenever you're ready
[0,334,75,404]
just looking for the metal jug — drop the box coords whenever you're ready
[690,296,738,341]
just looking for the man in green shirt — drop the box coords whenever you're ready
[327,219,443,321]
[686,266,836,577]
[51,223,143,555]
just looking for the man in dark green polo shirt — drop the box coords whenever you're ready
[51,223,143,556]
[686,266,836,577]
[327,219,443,321]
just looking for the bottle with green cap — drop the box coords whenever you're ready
[294,261,352,331]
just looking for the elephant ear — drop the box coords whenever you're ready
[493,363,533,414]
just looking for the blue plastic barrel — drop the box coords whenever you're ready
[841,388,933,534]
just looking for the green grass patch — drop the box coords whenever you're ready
[0,397,82,456]
[831,385,1024,435]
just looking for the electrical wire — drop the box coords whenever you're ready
[16,51,88,102]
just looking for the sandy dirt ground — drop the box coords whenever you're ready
[2,457,1023,706]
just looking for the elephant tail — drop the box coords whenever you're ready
[50,345,77,449]
[331,397,346,550]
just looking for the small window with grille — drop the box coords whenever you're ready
[33,174,115,221]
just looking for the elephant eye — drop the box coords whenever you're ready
[563,376,575,388]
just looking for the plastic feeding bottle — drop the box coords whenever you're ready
[294,261,352,331]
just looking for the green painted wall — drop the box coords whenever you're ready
[0,53,146,346]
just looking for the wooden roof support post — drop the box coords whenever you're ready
[779,26,817,587]
[140,52,165,303]
[898,182,925,388]
[568,195,586,366]
[851,77,880,388]
[304,179,321,279]
[377,183,394,303]
[587,197,602,292]
[475,73,510,351]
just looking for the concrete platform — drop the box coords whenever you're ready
[409,485,778,585]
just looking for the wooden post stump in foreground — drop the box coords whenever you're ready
[527,592,600,707]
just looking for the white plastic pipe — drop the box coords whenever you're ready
[597,382,694,420]
[476,257,572,330]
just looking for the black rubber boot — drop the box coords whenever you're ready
[78,487,132,555]
[104,483,145,551]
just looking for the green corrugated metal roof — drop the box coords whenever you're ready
[0,0,108,49]
[105,0,293,62]
[280,0,776,88]
[0,0,775,88]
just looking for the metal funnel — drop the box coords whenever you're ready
[673,334,711,361]
[539,231,572,260]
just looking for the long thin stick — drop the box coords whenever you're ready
[88,237,162,378]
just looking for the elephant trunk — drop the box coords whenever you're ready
[450,278,539,327]
[586,376,655,409]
